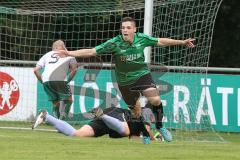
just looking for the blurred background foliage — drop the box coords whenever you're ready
[0,0,239,67]
[210,0,240,67]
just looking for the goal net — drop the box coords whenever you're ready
[0,0,224,142]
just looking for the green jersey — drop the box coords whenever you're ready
[95,32,158,86]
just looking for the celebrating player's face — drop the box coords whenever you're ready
[121,21,136,43]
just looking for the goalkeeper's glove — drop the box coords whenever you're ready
[142,136,151,144]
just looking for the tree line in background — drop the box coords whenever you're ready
[210,0,240,68]
[0,0,239,68]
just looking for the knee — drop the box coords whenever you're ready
[65,99,73,104]
[148,97,161,106]
[120,125,130,136]
[74,125,95,137]
[121,131,130,136]
[53,101,60,107]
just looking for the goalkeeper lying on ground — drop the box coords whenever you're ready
[32,106,164,144]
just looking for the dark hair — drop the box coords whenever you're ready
[121,17,136,27]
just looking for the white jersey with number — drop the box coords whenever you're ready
[36,51,77,83]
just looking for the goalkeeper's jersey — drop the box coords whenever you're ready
[36,51,77,83]
[95,32,158,86]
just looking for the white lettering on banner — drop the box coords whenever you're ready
[217,87,233,125]
[74,77,240,128]
[196,86,216,125]
[173,85,190,123]
[106,82,121,108]
[79,82,99,113]
[238,89,240,126]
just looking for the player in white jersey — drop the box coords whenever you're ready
[34,40,78,119]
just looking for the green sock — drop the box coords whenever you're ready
[53,107,60,119]
[59,101,72,120]
[64,101,72,116]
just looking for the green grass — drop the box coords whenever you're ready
[0,126,240,160]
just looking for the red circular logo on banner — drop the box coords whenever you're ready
[0,72,20,115]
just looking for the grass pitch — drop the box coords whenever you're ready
[0,124,240,160]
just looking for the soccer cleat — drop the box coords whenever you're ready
[159,127,173,142]
[90,107,103,118]
[154,132,163,142]
[32,110,48,129]
[142,136,151,144]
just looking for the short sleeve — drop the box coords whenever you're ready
[95,37,119,55]
[138,33,158,47]
[36,55,46,69]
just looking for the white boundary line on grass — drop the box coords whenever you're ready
[0,126,57,132]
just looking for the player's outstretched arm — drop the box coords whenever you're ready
[57,48,97,58]
[157,38,195,48]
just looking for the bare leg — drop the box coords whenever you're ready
[142,87,163,129]
[73,125,95,137]
[63,97,73,116]
[130,100,142,118]
[52,101,60,118]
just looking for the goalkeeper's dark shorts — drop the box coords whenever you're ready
[88,107,131,138]
[118,73,156,106]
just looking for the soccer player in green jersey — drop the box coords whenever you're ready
[57,17,195,142]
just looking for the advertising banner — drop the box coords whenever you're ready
[0,67,37,121]
[35,69,240,132]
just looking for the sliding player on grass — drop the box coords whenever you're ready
[32,106,155,144]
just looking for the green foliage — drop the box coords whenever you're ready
[210,0,240,67]
[1,0,238,67]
